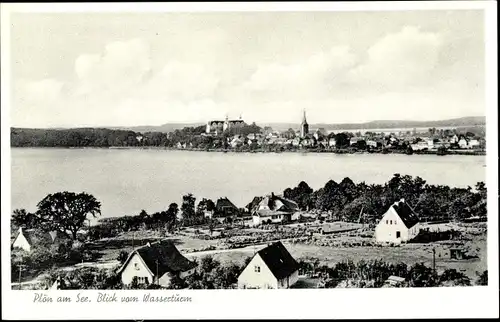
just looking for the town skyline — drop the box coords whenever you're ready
[9,10,485,128]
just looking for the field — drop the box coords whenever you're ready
[82,223,488,281]
[186,230,487,279]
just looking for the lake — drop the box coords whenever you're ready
[11,148,486,221]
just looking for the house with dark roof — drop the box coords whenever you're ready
[237,241,300,289]
[11,227,69,252]
[375,198,421,244]
[251,193,299,226]
[117,240,197,287]
[214,197,240,220]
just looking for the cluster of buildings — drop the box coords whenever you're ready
[185,111,484,152]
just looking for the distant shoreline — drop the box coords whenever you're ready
[11,146,487,156]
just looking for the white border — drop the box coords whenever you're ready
[1,2,498,320]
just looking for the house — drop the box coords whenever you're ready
[366,140,378,148]
[253,209,291,226]
[251,193,299,226]
[117,240,197,288]
[230,137,244,148]
[11,227,68,252]
[468,139,480,149]
[374,199,420,244]
[300,136,315,147]
[383,276,406,287]
[214,197,239,223]
[237,241,300,289]
[291,137,301,147]
[349,137,359,146]
[328,138,337,147]
[458,138,468,149]
[313,129,325,141]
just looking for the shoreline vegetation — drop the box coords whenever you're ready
[13,145,486,156]
[10,123,486,156]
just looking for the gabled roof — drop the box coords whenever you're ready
[257,241,299,280]
[117,240,197,277]
[216,197,238,211]
[258,194,298,213]
[391,199,420,229]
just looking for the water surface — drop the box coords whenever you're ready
[11,148,486,220]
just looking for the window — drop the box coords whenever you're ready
[396,231,401,238]
[254,266,261,273]
[390,220,392,225]
[386,220,388,224]
[134,263,140,270]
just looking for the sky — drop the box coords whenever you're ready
[9,10,486,128]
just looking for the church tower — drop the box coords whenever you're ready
[300,109,309,138]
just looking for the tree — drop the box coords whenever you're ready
[165,203,179,231]
[283,181,314,210]
[439,269,471,286]
[12,208,38,229]
[35,192,101,240]
[200,256,220,273]
[408,263,438,287]
[335,132,350,148]
[181,194,196,225]
[476,270,488,285]
[197,198,216,216]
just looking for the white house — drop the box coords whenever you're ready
[230,137,244,148]
[458,138,468,149]
[383,276,406,288]
[252,209,290,226]
[251,193,299,226]
[468,139,480,149]
[238,241,300,289]
[375,199,420,244]
[328,138,336,147]
[366,140,378,148]
[117,240,197,288]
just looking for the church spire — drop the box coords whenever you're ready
[300,109,309,138]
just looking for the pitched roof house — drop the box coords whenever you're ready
[117,240,197,287]
[238,241,300,289]
[375,199,420,244]
[214,197,240,220]
[251,193,299,226]
[11,227,69,252]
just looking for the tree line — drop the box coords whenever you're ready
[280,174,487,223]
